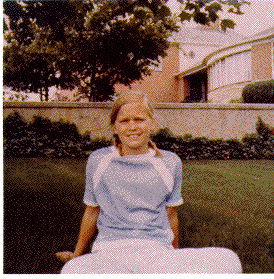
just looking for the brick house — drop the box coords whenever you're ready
[116,25,274,103]
[203,27,274,103]
[115,43,181,103]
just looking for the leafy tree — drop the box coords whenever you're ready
[177,0,250,31]
[4,1,88,101]
[3,0,249,102]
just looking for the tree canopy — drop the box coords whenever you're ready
[3,0,249,101]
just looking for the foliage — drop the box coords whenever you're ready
[3,0,248,102]
[177,0,250,31]
[242,80,274,104]
[3,0,178,101]
[3,112,111,158]
[229,97,243,103]
[3,112,27,140]
[151,124,274,160]
[3,90,29,102]
[255,116,274,139]
[3,113,274,160]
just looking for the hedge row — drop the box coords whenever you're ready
[3,112,274,160]
[3,113,111,158]
[242,80,274,104]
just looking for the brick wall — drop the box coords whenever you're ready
[115,44,180,103]
[251,42,272,81]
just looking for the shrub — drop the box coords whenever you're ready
[256,117,274,139]
[241,117,274,160]
[3,113,111,158]
[151,120,274,160]
[242,80,274,104]
[3,112,27,140]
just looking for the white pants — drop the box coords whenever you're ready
[61,240,242,274]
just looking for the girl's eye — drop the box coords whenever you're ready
[118,117,145,123]
[135,118,145,122]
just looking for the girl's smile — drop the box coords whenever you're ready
[112,103,155,156]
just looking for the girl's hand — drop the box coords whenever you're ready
[55,251,74,262]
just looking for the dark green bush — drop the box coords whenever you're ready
[242,80,274,103]
[256,116,274,139]
[3,113,274,159]
[3,112,27,140]
[3,113,111,158]
[241,117,274,159]
[150,123,274,160]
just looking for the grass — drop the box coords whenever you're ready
[3,158,274,274]
[181,160,274,236]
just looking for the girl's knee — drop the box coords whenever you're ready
[60,258,80,274]
[215,248,242,273]
[60,260,75,274]
[60,254,91,274]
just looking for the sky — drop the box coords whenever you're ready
[167,0,274,37]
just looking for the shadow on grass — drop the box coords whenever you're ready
[4,187,85,274]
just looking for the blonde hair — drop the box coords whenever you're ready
[110,91,162,157]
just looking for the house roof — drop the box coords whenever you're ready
[171,26,247,47]
[175,25,274,77]
[247,26,274,41]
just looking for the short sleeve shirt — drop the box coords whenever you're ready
[84,146,183,247]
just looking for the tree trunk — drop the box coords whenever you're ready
[88,92,93,102]
[39,89,43,102]
[45,87,49,101]
[89,83,94,102]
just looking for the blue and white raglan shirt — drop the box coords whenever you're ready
[83,146,184,249]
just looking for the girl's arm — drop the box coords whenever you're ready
[56,205,100,262]
[73,205,100,257]
[166,206,179,249]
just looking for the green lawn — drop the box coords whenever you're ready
[4,158,274,274]
[181,160,274,236]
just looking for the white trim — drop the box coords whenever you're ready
[148,157,174,193]
[93,152,116,190]
[93,146,174,193]
[209,51,251,91]
[166,198,184,207]
[209,80,251,93]
[83,200,99,207]
[180,42,221,47]
[251,38,274,47]
[176,62,207,77]
[205,35,274,67]
[207,44,251,66]
[176,31,274,78]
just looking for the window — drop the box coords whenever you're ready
[209,51,251,90]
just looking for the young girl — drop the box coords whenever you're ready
[56,91,242,274]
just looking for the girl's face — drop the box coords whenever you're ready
[113,103,155,156]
